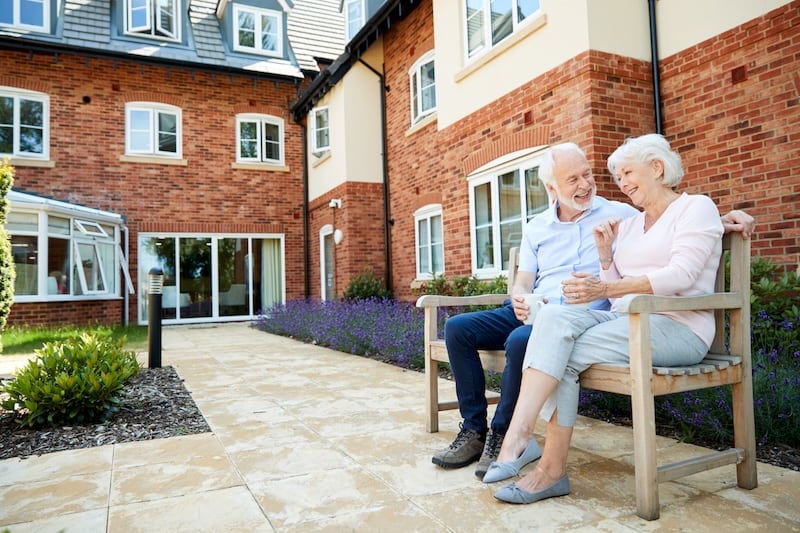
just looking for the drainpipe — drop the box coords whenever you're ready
[122,224,129,326]
[648,0,664,134]
[301,123,310,298]
[358,58,393,293]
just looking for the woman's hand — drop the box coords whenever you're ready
[561,272,605,304]
[721,210,755,239]
[593,218,620,269]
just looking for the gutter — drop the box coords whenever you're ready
[0,36,303,84]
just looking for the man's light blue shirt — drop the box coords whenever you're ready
[518,196,639,310]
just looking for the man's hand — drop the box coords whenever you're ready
[721,210,755,239]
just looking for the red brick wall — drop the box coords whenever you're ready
[308,181,386,299]
[660,1,800,267]
[1,50,306,326]
[7,300,123,328]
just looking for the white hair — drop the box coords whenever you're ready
[538,142,587,187]
[607,133,684,188]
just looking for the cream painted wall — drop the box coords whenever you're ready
[434,0,652,129]
[655,0,792,58]
[343,43,384,185]
[433,0,788,129]
[307,84,346,200]
[307,43,384,201]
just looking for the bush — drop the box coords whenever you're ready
[0,157,15,349]
[414,273,507,297]
[343,268,392,300]
[0,332,140,428]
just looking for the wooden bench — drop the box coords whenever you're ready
[416,233,757,520]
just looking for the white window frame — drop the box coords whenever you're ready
[409,51,437,124]
[0,87,49,159]
[125,0,180,41]
[414,204,444,280]
[468,149,548,277]
[345,0,365,42]
[232,4,283,57]
[236,113,284,164]
[125,102,182,158]
[311,106,330,154]
[0,0,49,32]
[464,0,541,60]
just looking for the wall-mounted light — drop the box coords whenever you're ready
[333,229,343,245]
[329,198,342,209]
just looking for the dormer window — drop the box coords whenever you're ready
[233,4,283,57]
[344,0,365,42]
[0,0,50,32]
[125,0,180,41]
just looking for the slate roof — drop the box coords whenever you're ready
[0,0,345,79]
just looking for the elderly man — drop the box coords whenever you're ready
[432,142,754,480]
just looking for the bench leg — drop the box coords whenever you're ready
[425,351,439,433]
[732,379,758,489]
[629,313,660,520]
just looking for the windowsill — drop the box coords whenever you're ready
[232,162,290,172]
[5,157,55,168]
[405,113,437,137]
[310,150,331,168]
[119,155,188,166]
[454,11,547,83]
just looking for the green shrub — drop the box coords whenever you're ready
[0,332,140,428]
[343,268,392,300]
[0,157,15,350]
[414,273,507,297]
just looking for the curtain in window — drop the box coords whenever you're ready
[261,239,282,310]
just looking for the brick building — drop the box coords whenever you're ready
[2,0,799,327]
[2,0,345,327]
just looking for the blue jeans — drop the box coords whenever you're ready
[444,303,530,435]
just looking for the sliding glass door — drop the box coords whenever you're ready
[138,233,284,324]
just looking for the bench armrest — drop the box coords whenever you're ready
[416,294,510,308]
[615,292,744,314]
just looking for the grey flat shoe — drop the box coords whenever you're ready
[493,475,570,504]
[482,438,542,483]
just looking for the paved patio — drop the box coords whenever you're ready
[0,322,798,532]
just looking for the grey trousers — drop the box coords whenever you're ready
[523,305,709,427]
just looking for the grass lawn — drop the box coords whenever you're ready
[2,325,149,355]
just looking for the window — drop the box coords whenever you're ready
[469,152,548,274]
[236,114,284,164]
[345,0,365,42]
[7,191,131,300]
[415,205,444,279]
[311,107,330,154]
[464,0,540,59]
[0,87,48,159]
[233,4,282,57]
[125,0,179,40]
[125,103,181,157]
[0,0,49,32]
[409,52,436,124]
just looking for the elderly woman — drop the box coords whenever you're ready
[484,133,725,504]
